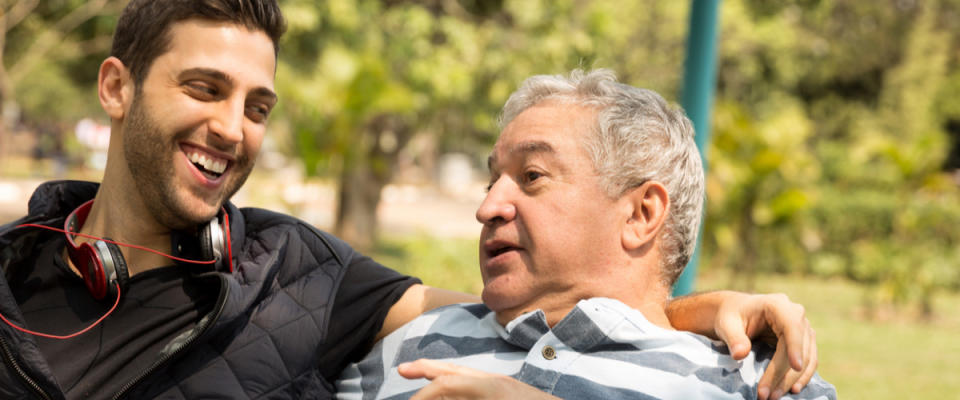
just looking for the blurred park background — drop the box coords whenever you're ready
[1,0,959,397]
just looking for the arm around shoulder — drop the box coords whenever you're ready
[377,284,480,341]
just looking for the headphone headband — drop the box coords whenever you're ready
[6,200,232,340]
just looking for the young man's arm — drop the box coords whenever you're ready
[377,284,478,341]
[666,291,818,399]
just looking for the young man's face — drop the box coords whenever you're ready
[122,19,277,228]
[476,102,624,320]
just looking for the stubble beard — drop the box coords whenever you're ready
[123,94,254,230]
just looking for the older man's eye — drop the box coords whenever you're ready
[523,171,543,183]
[485,174,500,192]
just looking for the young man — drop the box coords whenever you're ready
[0,2,815,399]
[336,70,835,400]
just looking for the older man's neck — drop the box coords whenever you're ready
[495,284,674,330]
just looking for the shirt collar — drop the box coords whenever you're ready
[495,298,649,352]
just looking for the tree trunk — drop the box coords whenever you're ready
[333,114,413,253]
[729,189,758,291]
[335,160,387,253]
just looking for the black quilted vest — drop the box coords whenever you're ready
[0,181,351,399]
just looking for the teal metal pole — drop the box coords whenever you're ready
[673,0,721,296]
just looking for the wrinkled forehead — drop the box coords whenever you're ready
[488,103,597,170]
[487,140,556,171]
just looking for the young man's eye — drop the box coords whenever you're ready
[186,82,217,98]
[245,104,271,123]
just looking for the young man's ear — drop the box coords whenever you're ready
[98,56,133,120]
[621,181,669,251]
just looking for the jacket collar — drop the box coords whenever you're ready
[16,180,99,224]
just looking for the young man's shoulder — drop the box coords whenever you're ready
[236,205,356,267]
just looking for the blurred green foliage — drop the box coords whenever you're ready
[0,0,122,123]
[2,0,959,316]
[705,0,960,317]
[373,235,482,295]
[273,0,692,249]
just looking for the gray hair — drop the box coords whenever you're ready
[499,69,705,287]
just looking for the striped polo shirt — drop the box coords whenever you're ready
[336,297,836,399]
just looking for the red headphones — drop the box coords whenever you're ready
[2,200,233,339]
[63,199,231,300]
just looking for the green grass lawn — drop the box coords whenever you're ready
[375,235,960,399]
[696,270,960,399]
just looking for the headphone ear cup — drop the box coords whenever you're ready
[199,216,226,270]
[100,239,129,298]
[74,242,107,300]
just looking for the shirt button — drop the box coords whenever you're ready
[542,345,556,360]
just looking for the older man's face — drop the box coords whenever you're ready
[476,102,625,318]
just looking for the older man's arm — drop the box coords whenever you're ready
[666,291,818,400]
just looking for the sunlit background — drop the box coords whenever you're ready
[1,1,959,397]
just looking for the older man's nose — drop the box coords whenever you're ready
[476,177,517,224]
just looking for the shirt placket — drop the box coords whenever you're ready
[515,333,578,394]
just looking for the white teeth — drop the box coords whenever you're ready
[186,151,227,174]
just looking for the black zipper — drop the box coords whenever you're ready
[111,274,230,400]
[0,335,53,400]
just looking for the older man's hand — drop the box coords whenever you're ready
[397,359,560,400]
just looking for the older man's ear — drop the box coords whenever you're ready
[620,181,669,252]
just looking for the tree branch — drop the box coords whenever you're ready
[74,34,114,57]
[8,0,122,84]
[1,0,40,35]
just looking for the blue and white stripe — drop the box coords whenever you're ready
[337,298,836,400]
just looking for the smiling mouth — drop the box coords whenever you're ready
[185,149,228,180]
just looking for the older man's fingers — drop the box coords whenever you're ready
[398,359,486,381]
[408,374,479,400]
[405,365,561,400]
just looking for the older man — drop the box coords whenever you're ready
[336,70,836,400]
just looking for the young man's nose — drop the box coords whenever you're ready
[208,99,245,145]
